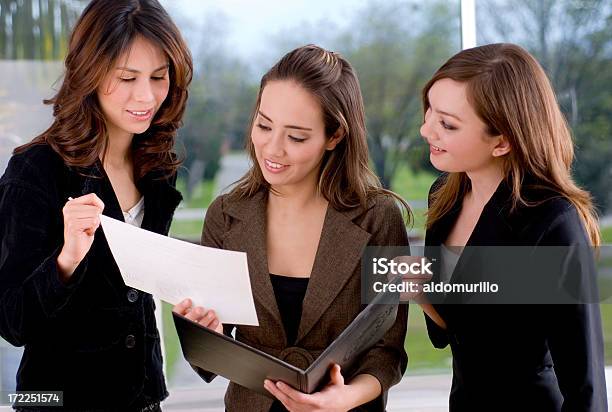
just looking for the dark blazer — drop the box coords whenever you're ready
[0,143,182,410]
[191,190,409,411]
[424,174,607,412]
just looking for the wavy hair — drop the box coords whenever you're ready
[423,43,600,246]
[15,0,193,180]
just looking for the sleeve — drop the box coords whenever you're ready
[187,194,234,383]
[424,312,449,349]
[541,206,607,412]
[0,161,87,347]
[350,195,409,402]
[200,194,226,248]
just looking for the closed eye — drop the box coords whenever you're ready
[257,124,271,131]
[440,120,457,130]
[289,136,305,143]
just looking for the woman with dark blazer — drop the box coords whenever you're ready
[0,1,192,410]
[417,43,607,411]
[173,45,409,411]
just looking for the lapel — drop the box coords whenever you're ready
[296,204,372,343]
[425,178,514,294]
[223,191,284,337]
[222,191,374,345]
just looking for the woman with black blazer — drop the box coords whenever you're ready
[0,1,192,410]
[417,43,607,411]
[173,45,410,412]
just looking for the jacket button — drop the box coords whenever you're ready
[125,334,136,349]
[127,289,139,303]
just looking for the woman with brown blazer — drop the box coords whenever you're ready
[174,45,410,411]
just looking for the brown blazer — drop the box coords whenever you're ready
[198,190,409,411]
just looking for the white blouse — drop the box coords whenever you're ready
[122,196,145,228]
[440,244,461,283]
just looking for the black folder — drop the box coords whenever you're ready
[173,288,399,397]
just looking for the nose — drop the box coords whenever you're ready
[266,130,286,158]
[133,78,155,103]
[420,108,434,142]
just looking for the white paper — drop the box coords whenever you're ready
[100,215,259,326]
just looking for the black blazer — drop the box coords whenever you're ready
[424,174,607,412]
[0,143,182,410]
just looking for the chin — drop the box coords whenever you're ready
[129,124,153,135]
[429,156,446,172]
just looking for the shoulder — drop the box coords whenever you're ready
[351,192,409,246]
[344,192,403,224]
[1,143,64,193]
[370,192,403,216]
[429,173,448,196]
[206,193,228,219]
[514,194,587,245]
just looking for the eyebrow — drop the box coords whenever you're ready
[115,64,169,74]
[434,108,462,122]
[258,110,313,131]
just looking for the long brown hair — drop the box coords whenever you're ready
[14,0,193,180]
[423,43,600,246]
[231,44,411,221]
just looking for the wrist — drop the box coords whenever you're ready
[343,374,381,409]
[56,251,80,281]
[341,382,362,410]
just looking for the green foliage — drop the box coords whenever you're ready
[478,0,612,212]
[602,226,612,243]
[0,0,84,60]
[338,1,460,188]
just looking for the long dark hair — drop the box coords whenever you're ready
[231,44,411,221]
[15,0,193,180]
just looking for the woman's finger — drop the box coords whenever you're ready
[275,381,312,404]
[172,298,192,315]
[264,380,295,410]
[69,193,105,211]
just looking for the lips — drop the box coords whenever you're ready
[430,144,446,154]
[126,109,153,121]
[264,159,289,173]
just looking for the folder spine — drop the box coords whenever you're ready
[299,372,307,393]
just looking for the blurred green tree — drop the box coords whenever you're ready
[478,0,612,212]
[0,0,84,60]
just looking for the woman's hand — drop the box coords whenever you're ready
[173,298,224,334]
[389,255,432,303]
[264,364,371,412]
[57,193,105,281]
[389,256,447,329]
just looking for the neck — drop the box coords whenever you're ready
[465,163,504,207]
[269,180,324,211]
[103,126,133,169]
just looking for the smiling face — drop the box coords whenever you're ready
[420,78,510,174]
[251,80,341,193]
[97,36,170,141]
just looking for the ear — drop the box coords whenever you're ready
[326,128,345,151]
[492,135,511,157]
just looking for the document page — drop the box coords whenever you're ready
[100,215,258,326]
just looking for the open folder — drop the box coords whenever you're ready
[173,286,400,397]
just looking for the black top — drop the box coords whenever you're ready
[424,174,607,412]
[0,144,182,410]
[269,274,309,412]
[269,274,309,345]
